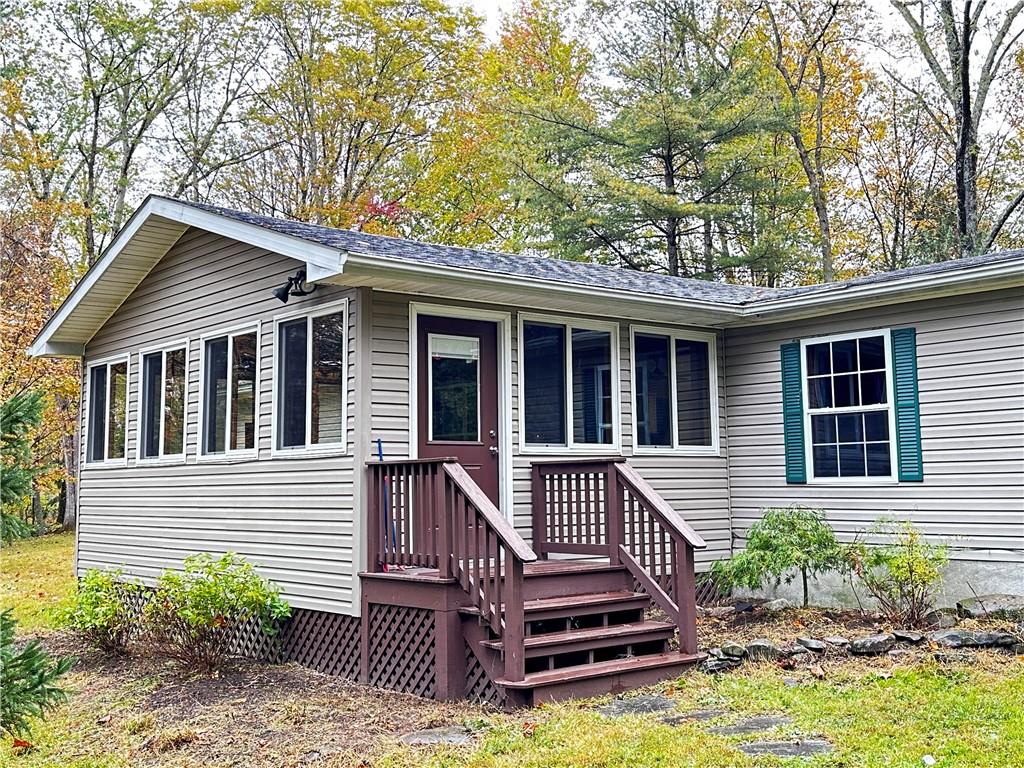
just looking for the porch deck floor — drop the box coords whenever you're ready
[362,558,616,583]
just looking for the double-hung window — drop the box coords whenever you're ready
[139,343,188,461]
[86,357,129,464]
[802,330,896,480]
[632,328,717,453]
[521,317,618,450]
[275,300,347,453]
[201,327,258,456]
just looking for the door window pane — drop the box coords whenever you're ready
[203,337,228,453]
[87,366,107,462]
[430,335,479,442]
[106,361,127,460]
[634,333,671,447]
[279,319,307,448]
[141,353,162,458]
[230,333,257,451]
[523,322,566,444]
[163,349,186,456]
[571,329,612,444]
[311,313,344,445]
[675,338,711,446]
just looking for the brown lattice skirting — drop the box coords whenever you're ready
[366,603,437,698]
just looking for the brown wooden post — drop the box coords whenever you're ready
[503,556,526,682]
[436,464,452,579]
[367,466,381,573]
[433,606,467,701]
[677,542,698,654]
[605,462,626,563]
[359,593,371,683]
[530,464,547,559]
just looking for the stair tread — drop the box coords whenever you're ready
[481,620,674,650]
[523,561,623,576]
[496,651,705,689]
[460,590,648,618]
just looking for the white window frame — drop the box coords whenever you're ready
[135,339,189,465]
[271,297,349,458]
[800,328,898,484]
[84,353,130,468]
[518,312,622,454]
[197,322,261,462]
[426,333,482,443]
[629,325,720,457]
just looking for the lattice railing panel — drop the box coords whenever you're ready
[367,604,436,698]
[464,642,506,709]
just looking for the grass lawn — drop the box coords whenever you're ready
[1,532,75,630]
[2,533,1021,768]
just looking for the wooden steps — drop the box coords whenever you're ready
[459,590,650,621]
[481,620,675,658]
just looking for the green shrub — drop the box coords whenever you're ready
[847,519,948,627]
[58,569,145,653]
[0,609,75,739]
[710,505,847,607]
[1,511,33,544]
[143,553,290,671]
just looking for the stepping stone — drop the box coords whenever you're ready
[596,693,677,717]
[824,636,849,648]
[796,637,826,653]
[738,739,834,757]
[893,630,924,643]
[746,639,781,661]
[850,633,896,655]
[661,708,727,725]
[709,714,793,735]
[720,641,747,658]
[762,598,792,612]
[399,726,473,746]
[928,629,975,648]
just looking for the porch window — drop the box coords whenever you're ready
[803,330,895,480]
[139,344,187,460]
[275,301,346,452]
[632,329,717,452]
[86,357,128,463]
[202,328,258,455]
[521,318,616,448]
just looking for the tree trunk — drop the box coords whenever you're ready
[702,216,714,280]
[58,393,79,533]
[954,1,979,255]
[32,488,44,532]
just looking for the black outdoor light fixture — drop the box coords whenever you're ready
[272,269,318,303]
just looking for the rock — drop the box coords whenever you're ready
[1011,643,1024,655]
[702,659,736,674]
[708,715,793,736]
[738,739,833,757]
[705,605,735,619]
[720,641,747,659]
[661,709,727,725]
[850,633,896,655]
[956,594,1024,621]
[924,608,959,629]
[824,636,850,648]
[888,648,914,659]
[933,651,974,665]
[928,629,977,648]
[708,647,727,660]
[733,601,755,613]
[399,726,474,746]
[762,598,792,612]
[973,631,1017,647]
[783,644,809,656]
[746,639,781,661]
[796,637,827,653]
[893,630,925,644]
[596,694,677,717]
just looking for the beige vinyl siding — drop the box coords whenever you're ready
[368,293,732,569]
[724,288,1024,563]
[78,228,361,615]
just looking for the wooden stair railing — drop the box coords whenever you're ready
[530,458,707,653]
[367,458,537,682]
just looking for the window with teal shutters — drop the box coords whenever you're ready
[891,327,924,481]
[780,342,806,483]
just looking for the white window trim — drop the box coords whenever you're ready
[135,339,189,466]
[197,322,261,463]
[518,312,622,455]
[426,333,482,443]
[84,353,130,468]
[629,325,721,457]
[799,327,899,485]
[271,297,349,458]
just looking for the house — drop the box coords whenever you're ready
[29,195,1024,706]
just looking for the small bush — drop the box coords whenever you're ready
[58,569,145,652]
[0,609,75,739]
[143,552,290,671]
[847,519,948,627]
[710,505,847,607]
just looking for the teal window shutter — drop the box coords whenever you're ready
[892,327,924,481]
[780,342,806,483]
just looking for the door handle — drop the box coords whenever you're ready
[488,445,499,456]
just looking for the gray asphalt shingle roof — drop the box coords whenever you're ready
[172,197,1023,307]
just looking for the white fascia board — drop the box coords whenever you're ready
[28,195,347,357]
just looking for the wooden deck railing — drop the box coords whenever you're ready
[367,458,537,682]
[530,458,707,653]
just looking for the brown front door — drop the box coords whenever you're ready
[417,315,500,503]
